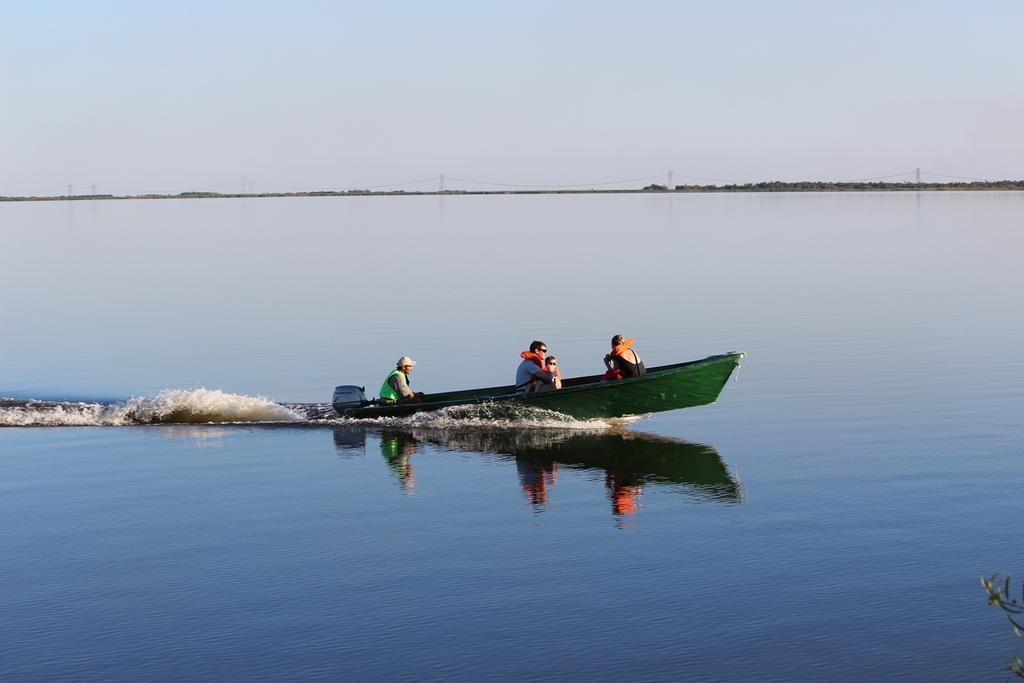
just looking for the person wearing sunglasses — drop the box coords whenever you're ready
[516,341,559,395]
[545,355,563,390]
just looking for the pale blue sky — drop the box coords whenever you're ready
[2,1,1021,195]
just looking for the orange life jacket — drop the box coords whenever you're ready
[520,351,546,368]
[610,338,635,357]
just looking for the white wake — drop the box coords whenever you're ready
[0,388,303,427]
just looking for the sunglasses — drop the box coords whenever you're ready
[538,348,547,353]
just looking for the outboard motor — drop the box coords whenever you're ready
[332,385,370,410]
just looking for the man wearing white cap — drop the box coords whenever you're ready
[379,356,421,403]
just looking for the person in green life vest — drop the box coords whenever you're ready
[379,356,425,404]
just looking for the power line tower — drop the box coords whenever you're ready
[915,168,921,184]
[67,184,73,197]
[91,184,96,196]
[439,173,445,192]
[667,170,674,189]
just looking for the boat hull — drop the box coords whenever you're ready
[334,352,743,420]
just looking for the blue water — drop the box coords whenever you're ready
[2,192,1023,680]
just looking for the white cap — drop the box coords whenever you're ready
[397,356,417,368]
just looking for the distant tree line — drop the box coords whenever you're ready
[659,180,1024,192]
[5,180,1024,202]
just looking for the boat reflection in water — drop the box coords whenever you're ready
[332,427,743,516]
[429,429,743,515]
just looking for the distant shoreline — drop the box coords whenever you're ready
[3,180,1023,203]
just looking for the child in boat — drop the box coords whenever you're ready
[603,335,646,380]
[545,355,563,390]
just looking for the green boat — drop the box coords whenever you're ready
[332,352,744,420]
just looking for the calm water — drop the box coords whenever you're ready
[2,192,1023,680]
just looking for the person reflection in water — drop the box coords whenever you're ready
[516,458,559,509]
[380,431,417,492]
[605,471,643,517]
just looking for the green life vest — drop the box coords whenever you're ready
[379,369,409,401]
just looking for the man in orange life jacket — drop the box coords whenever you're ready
[603,335,646,380]
[516,341,558,394]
